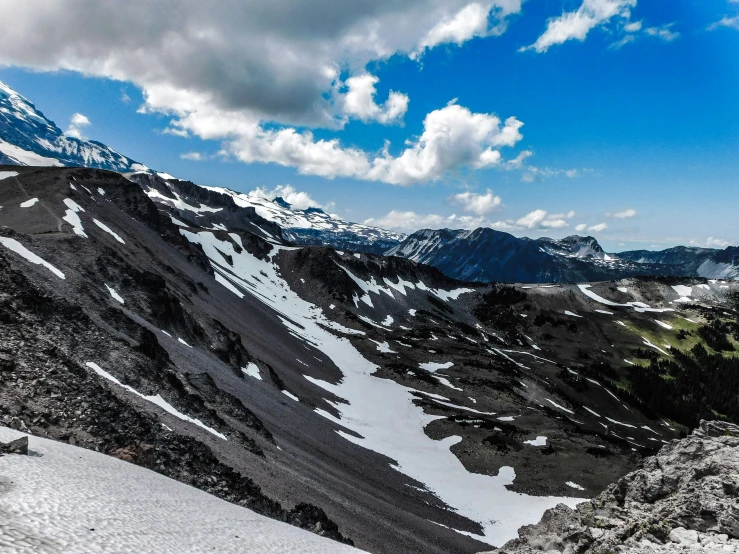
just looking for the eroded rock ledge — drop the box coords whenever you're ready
[494,420,739,553]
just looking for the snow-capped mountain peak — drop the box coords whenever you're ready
[539,235,609,260]
[0,79,145,172]
[197,184,406,253]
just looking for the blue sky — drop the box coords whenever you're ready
[1,0,737,251]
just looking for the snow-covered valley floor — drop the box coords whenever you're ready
[0,428,361,554]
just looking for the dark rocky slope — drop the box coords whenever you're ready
[495,420,739,553]
[2,165,739,552]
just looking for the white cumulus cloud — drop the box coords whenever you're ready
[413,1,522,57]
[249,185,334,210]
[364,210,489,232]
[0,0,528,184]
[0,0,521,128]
[180,151,205,161]
[706,237,731,248]
[588,222,608,232]
[65,112,91,139]
[644,23,680,42]
[338,74,409,125]
[248,184,331,211]
[446,188,502,216]
[708,15,739,31]
[366,206,577,233]
[514,209,574,229]
[522,0,636,53]
[609,208,637,219]
[174,98,523,185]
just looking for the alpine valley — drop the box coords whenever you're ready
[2,80,739,554]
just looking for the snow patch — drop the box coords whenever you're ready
[370,340,396,354]
[85,362,225,439]
[242,363,262,380]
[419,361,454,372]
[62,198,87,237]
[19,197,38,208]
[672,285,692,297]
[545,399,574,414]
[93,219,125,244]
[0,427,354,553]
[566,481,585,491]
[0,170,19,180]
[0,237,65,279]
[282,390,299,401]
[104,284,124,304]
[578,284,673,313]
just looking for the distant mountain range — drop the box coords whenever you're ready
[388,228,739,283]
[199,184,405,255]
[0,78,736,283]
[618,245,739,280]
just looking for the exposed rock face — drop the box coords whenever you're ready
[496,420,739,554]
[0,436,28,455]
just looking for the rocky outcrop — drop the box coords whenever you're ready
[0,436,28,455]
[496,420,739,553]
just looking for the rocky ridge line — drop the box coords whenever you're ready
[494,420,739,553]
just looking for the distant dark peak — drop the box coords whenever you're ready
[559,235,602,248]
[412,228,467,239]
[273,197,291,209]
[304,207,325,214]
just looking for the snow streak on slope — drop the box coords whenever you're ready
[180,230,580,547]
[338,263,473,306]
[0,137,64,167]
[85,362,226,440]
[0,170,19,180]
[0,237,65,279]
[0,428,360,554]
[577,284,673,313]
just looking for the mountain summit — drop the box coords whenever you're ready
[0,81,144,172]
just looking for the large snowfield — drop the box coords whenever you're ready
[0,427,361,554]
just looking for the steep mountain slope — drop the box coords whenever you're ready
[0,81,144,172]
[3,165,739,552]
[386,228,669,283]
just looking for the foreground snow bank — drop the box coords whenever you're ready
[0,428,360,554]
